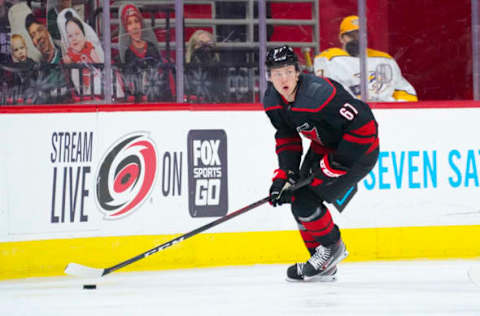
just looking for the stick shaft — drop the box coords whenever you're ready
[103,196,270,275]
[66,176,313,277]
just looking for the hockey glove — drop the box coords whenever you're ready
[269,169,298,207]
[311,155,348,188]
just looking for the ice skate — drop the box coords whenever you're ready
[303,239,348,280]
[286,262,305,281]
[286,262,338,282]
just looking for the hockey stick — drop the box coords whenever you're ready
[65,176,313,278]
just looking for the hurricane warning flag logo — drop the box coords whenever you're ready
[96,132,157,219]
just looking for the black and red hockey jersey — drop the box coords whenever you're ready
[263,73,379,174]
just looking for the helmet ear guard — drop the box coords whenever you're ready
[265,45,300,73]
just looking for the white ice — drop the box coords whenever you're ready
[1,259,480,316]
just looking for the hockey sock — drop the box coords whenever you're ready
[299,205,340,246]
[298,225,320,255]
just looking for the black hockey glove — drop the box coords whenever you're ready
[269,169,298,207]
[311,155,348,188]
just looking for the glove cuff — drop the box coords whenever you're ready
[319,156,347,178]
[272,169,288,181]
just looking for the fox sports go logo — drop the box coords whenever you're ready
[96,132,157,219]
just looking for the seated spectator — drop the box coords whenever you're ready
[185,30,227,103]
[186,30,218,64]
[314,15,417,102]
[119,3,172,102]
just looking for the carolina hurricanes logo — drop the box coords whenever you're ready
[297,123,324,145]
[96,132,157,219]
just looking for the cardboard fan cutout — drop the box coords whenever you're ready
[118,2,162,64]
[8,2,42,62]
[57,8,103,96]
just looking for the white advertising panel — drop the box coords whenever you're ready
[5,113,101,237]
[1,107,480,242]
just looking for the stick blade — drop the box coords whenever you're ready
[65,263,104,278]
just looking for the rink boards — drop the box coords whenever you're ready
[1,101,480,279]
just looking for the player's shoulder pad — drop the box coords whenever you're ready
[367,48,393,59]
[263,82,283,111]
[293,74,336,112]
[315,48,349,61]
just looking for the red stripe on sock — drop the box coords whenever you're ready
[301,208,335,237]
[299,229,320,249]
[299,229,315,242]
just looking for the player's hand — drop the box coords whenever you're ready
[269,169,298,207]
[311,156,347,187]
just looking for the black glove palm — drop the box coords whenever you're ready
[269,169,298,207]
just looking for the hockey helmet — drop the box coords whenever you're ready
[265,45,299,71]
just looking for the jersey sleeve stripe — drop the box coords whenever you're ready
[342,134,377,144]
[276,136,302,146]
[276,144,303,154]
[265,105,283,111]
[348,120,377,136]
[366,138,380,154]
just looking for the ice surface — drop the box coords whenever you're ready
[1,260,479,316]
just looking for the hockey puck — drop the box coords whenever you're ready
[83,284,97,290]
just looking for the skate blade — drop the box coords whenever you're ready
[303,250,348,281]
[286,275,337,282]
[303,274,337,282]
[285,276,306,282]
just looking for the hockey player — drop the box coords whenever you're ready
[264,45,379,281]
[314,15,417,102]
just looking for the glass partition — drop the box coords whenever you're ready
[1,0,83,105]
[362,0,472,101]
[111,1,175,103]
[183,0,261,103]
[472,0,480,100]
[0,0,478,106]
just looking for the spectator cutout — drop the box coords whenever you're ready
[58,8,103,98]
[5,2,70,104]
[118,2,171,102]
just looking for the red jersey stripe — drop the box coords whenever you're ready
[291,78,336,113]
[349,120,377,136]
[276,145,303,154]
[343,134,376,144]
